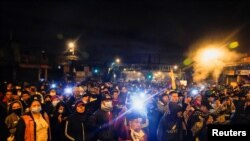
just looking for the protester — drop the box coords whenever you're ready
[5,100,24,141]
[15,95,51,141]
[64,101,88,141]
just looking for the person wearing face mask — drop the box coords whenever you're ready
[51,96,60,107]
[65,101,90,141]
[87,93,117,141]
[20,91,31,113]
[43,95,54,121]
[15,95,51,141]
[49,89,57,97]
[85,86,102,116]
[5,100,24,141]
[51,102,71,141]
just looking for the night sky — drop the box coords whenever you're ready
[1,0,250,64]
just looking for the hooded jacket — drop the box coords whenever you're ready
[64,102,89,141]
[157,102,183,141]
[5,100,24,135]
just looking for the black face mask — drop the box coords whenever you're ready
[12,108,22,116]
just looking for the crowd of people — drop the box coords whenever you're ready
[0,79,250,141]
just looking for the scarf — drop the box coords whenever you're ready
[130,128,145,141]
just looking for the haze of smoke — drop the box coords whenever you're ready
[191,46,243,83]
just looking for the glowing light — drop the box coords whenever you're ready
[191,89,199,96]
[139,92,146,98]
[131,96,145,111]
[64,87,72,94]
[199,47,224,64]
[173,65,178,70]
[51,84,56,88]
[123,68,127,71]
[115,58,121,63]
[229,41,239,49]
[94,69,98,73]
[68,42,75,48]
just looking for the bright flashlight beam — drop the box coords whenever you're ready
[64,87,72,94]
[108,88,166,129]
[139,92,146,98]
[191,89,199,96]
[132,99,144,110]
[51,84,56,88]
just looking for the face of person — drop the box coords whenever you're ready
[215,99,221,105]
[13,95,19,100]
[45,97,51,102]
[22,94,30,101]
[162,95,169,103]
[208,97,214,102]
[59,106,64,111]
[30,101,42,113]
[7,83,13,90]
[50,90,56,96]
[82,96,89,103]
[76,104,85,113]
[121,87,127,93]
[103,100,112,107]
[206,115,214,125]
[12,102,21,110]
[5,91,13,100]
[73,89,81,97]
[170,93,179,103]
[185,97,192,103]
[200,105,208,113]
[196,95,202,102]
[113,92,119,100]
[129,118,142,132]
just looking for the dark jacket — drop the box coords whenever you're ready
[87,109,116,141]
[5,100,24,136]
[157,113,183,141]
[51,102,71,141]
[65,112,89,141]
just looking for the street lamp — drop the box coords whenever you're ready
[66,41,77,81]
[68,41,75,55]
[115,58,121,64]
[173,65,178,70]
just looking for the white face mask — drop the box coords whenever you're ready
[104,101,113,108]
[31,107,41,113]
[52,101,59,107]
